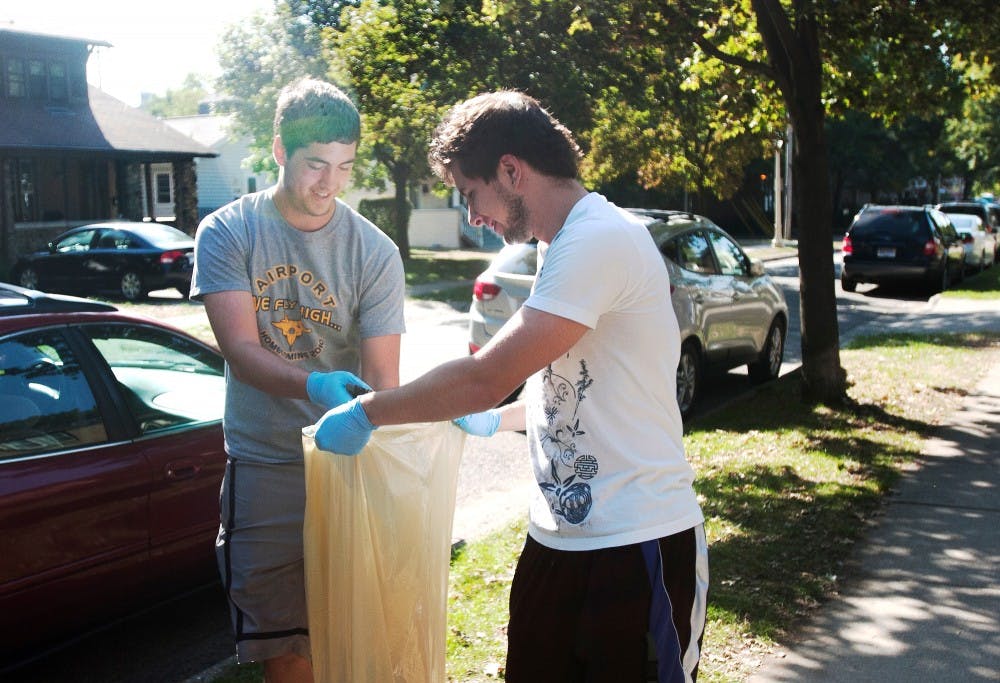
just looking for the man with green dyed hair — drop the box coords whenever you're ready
[192,77,405,682]
[273,77,362,156]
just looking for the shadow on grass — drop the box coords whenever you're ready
[844,330,997,351]
[686,370,935,635]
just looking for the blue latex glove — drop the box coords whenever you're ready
[314,398,376,455]
[306,371,371,409]
[453,409,501,437]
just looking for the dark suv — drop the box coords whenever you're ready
[841,205,966,294]
[935,201,1000,262]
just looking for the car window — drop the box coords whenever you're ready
[0,331,106,459]
[931,211,958,240]
[664,231,717,274]
[54,229,98,253]
[96,230,134,250]
[707,231,750,276]
[83,324,225,434]
[852,211,928,239]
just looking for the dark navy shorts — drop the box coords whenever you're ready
[505,525,709,682]
[216,457,311,664]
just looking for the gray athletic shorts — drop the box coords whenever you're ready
[217,457,311,664]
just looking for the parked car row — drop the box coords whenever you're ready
[840,201,998,295]
[10,221,195,302]
[468,209,789,419]
[936,200,1000,266]
[0,284,226,665]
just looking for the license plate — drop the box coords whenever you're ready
[876,247,896,258]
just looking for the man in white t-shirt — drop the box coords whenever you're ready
[312,90,708,682]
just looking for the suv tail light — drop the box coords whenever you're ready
[473,278,501,301]
[842,234,853,255]
[160,250,186,265]
[922,239,939,256]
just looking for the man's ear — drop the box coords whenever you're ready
[498,154,521,188]
[273,135,287,167]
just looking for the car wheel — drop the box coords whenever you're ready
[979,251,987,273]
[676,341,701,420]
[18,267,40,291]
[749,318,786,384]
[841,275,857,293]
[120,271,145,301]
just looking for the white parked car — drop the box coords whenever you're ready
[945,213,996,273]
[468,209,789,418]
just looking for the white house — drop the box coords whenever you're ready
[159,113,271,220]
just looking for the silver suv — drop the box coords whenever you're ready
[468,209,789,418]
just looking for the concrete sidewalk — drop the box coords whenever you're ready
[749,360,1000,682]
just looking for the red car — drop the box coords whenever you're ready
[0,285,226,665]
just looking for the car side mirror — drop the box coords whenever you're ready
[749,259,765,277]
[47,242,56,254]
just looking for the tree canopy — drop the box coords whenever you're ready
[210,0,1000,403]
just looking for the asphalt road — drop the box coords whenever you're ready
[3,255,960,682]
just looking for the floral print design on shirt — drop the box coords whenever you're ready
[539,359,596,525]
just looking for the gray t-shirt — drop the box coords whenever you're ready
[191,189,406,463]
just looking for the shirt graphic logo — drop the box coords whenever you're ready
[272,314,312,346]
[253,262,341,361]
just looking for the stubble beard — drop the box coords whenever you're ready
[500,189,531,245]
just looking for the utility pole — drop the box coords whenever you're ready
[772,138,784,247]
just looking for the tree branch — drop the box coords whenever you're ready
[663,2,776,81]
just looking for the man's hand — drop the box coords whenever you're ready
[307,371,371,409]
[314,398,376,455]
[453,409,501,437]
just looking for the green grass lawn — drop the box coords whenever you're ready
[942,260,1000,298]
[404,248,492,288]
[208,331,999,683]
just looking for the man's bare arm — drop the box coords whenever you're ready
[203,290,311,399]
[359,305,587,426]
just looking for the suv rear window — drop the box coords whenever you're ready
[851,211,929,239]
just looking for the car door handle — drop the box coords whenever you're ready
[165,460,201,480]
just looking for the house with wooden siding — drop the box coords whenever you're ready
[0,27,215,277]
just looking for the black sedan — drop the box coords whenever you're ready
[11,222,195,301]
[0,291,226,667]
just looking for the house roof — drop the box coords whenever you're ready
[163,114,236,149]
[0,26,111,49]
[0,87,216,159]
[0,27,215,160]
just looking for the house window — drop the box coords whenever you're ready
[69,62,87,100]
[5,57,26,98]
[48,62,68,101]
[28,59,46,99]
[156,173,172,204]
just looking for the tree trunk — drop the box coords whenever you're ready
[752,0,847,406]
[392,164,412,261]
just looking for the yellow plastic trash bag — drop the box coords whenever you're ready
[301,421,466,683]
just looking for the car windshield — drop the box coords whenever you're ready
[852,211,927,239]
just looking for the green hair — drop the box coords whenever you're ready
[274,78,360,157]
